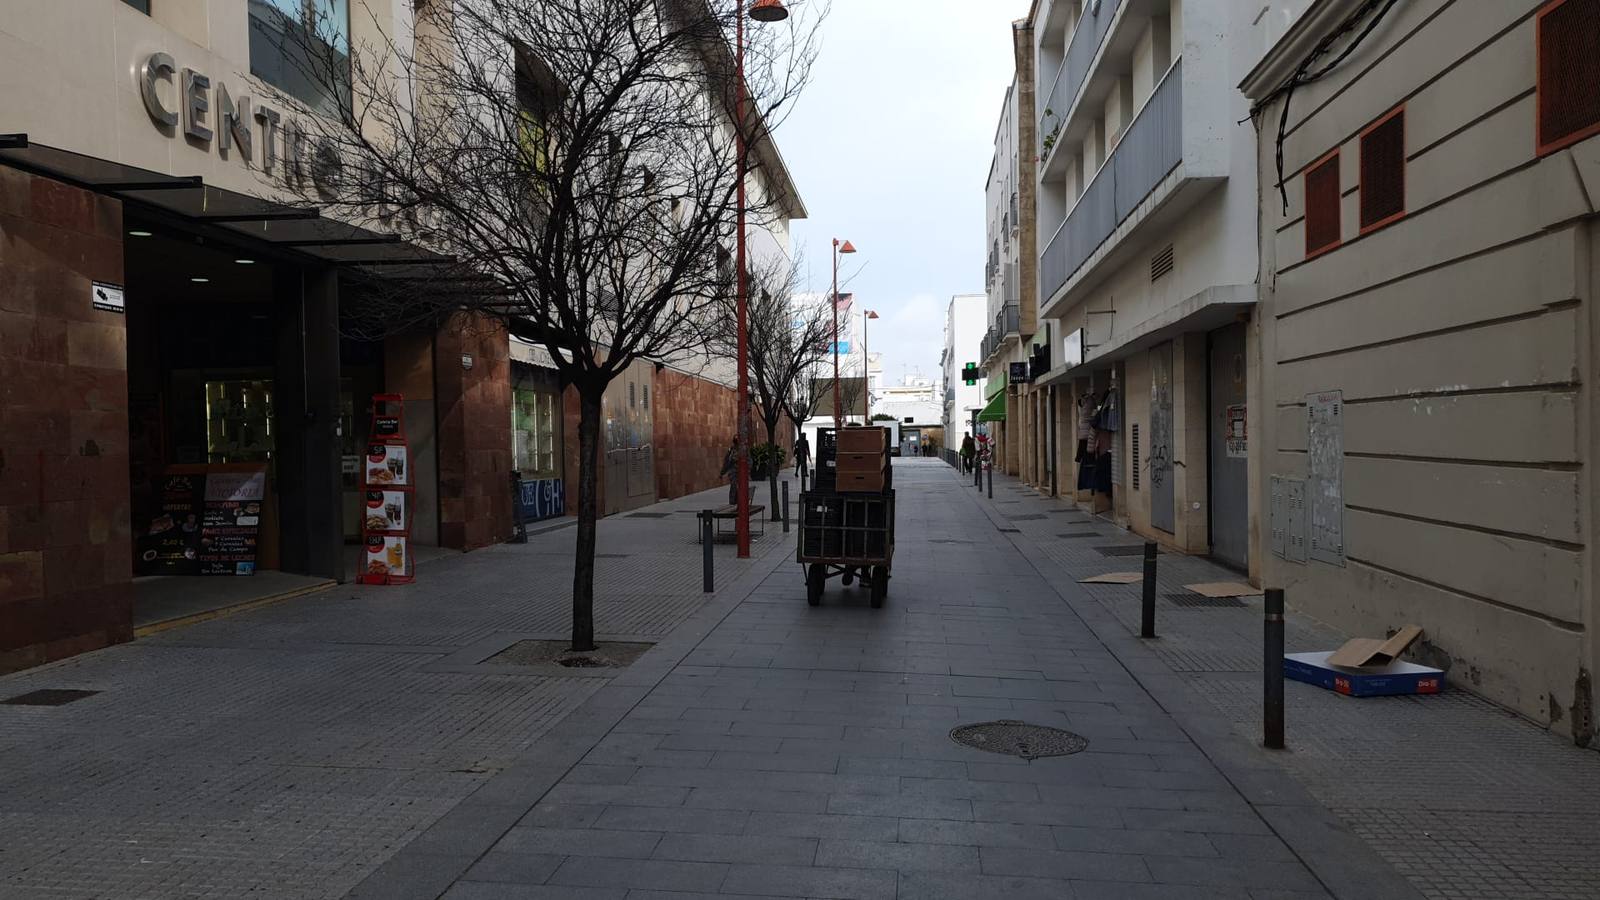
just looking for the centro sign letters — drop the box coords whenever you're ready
[138,51,339,190]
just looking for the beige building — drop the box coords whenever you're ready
[1242,0,1600,741]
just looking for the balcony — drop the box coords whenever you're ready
[1040,59,1182,307]
[1040,0,1122,151]
[995,301,1020,339]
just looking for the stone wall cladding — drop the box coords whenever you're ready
[652,368,736,502]
[434,313,514,549]
[0,168,133,673]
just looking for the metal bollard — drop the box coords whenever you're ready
[1264,588,1285,749]
[781,480,790,533]
[1140,542,1157,639]
[986,464,993,499]
[701,510,714,593]
[974,460,982,488]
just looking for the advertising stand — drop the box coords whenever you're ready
[357,394,415,585]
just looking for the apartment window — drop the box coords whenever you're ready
[249,0,351,115]
[515,45,563,177]
[513,387,563,479]
[121,0,150,13]
[1359,106,1406,233]
[1303,149,1341,258]
[1536,0,1600,155]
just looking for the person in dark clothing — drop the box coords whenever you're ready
[793,433,811,479]
[959,432,976,474]
[720,437,740,505]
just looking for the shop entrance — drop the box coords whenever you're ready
[1208,322,1249,570]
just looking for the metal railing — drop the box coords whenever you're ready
[1040,0,1122,155]
[995,301,1020,338]
[1040,59,1183,305]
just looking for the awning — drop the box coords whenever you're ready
[0,134,452,272]
[977,391,1007,423]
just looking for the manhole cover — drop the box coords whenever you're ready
[3,689,99,706]
[949,720,1088,760]
[1166,593,1247,608]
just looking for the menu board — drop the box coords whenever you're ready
[358,394,415,585]
[135,465,266,576]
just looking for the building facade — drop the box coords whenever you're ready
[1242,0,1600,740]
[941,293,988,450]
[1013,0,1261,572]
[0,0,801,673]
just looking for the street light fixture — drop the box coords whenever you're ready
[862,310,879,422]
[831,237,856,430]
[734,0,788,559]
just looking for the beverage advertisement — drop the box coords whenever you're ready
[363,490,408,534]
[364,443,409,486]
[362,534,409,578]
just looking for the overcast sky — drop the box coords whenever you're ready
[776,1,1029,387]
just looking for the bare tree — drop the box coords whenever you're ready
[262,0,823,650]
[715,253,832,513]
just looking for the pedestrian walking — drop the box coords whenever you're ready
[720,437,740,505]
[960,432,976,474]
[793,432,810,480]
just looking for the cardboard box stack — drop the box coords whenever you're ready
[833,428,888,493]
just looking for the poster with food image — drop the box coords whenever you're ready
[135,472,205,575]
[364,490,408,533]
[364,534,409,578]
[365,443,409,486]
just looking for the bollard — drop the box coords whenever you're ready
[986,463,993,499]
[1264,588,1285,749]
[1140,542,1158,638]
[974,459,982,489]
[701,510,714,593]
[781,480,790,533]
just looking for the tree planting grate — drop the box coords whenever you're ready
[950,720,1088,760]
[626,512,673,519]
[1056,531,1100,539]
[1097,545,1159,557]
[1166,593,1248,609]
[3,689,99,706]
[1007,514,1047,521]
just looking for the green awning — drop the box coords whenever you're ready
[977,391,1007,422]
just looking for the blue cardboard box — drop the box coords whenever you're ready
[1284,651,1445,697]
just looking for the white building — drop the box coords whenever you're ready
[941,294,988,446]
[1027,0,1262,571]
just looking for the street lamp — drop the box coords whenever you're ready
[831,237,856,430]
[735,0,789,559]
[862,309,879,422]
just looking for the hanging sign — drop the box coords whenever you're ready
[1009,362,1028,384]
[357,394,416,584]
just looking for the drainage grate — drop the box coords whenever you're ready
[996,527,1021,534]
[950,720,1088,760]
[930,539,975,545]
[1097,545,1157,557]
[627,512,673,519]
[1056,531,1100,539]
[1007,514,1047,521]
[3,689,99,706]
[1166,593,1247,609]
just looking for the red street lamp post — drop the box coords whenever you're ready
[736,0,789,559]
[830,237,856,430]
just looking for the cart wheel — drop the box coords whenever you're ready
[869,566,888,608]
[806,564,824,607]
[841,567,855,587]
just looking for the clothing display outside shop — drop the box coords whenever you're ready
[1077,386,1119,502]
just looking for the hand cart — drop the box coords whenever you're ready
[797,426,896,608]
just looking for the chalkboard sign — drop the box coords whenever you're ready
[135,465,266,576]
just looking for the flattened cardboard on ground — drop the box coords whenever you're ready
[1285,651,1446,697]
[1183,582,1261,598]
[1080,572,1142,584]
[1326,624,1424,669]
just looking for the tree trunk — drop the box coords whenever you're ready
[571,384,603,652]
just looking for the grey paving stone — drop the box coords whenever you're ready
[543,783,692,808]
[719,863,897,900]
[1144,856,1325,892]
[652,833,818,866]
[895,871,1073,900]
[743,812,900,842]
[657,733,785,754]
[684,787,829,814]
[983,843,1155,883]
[896,818,1057,850]
[1117,808,1274,835]
[1064,881,1236,900]
[442,882,626,900]
[545,857,729,893]
[460,851,564,886]
[814,838,981,872]
[972,800,1123,828]
[497,825,663,859]
[708,751,841,773]
[825,794,973,821]
[1051,825,1217,857]
[838,756,967,779]
[593,805,751,835]
[900,776,1042,803]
